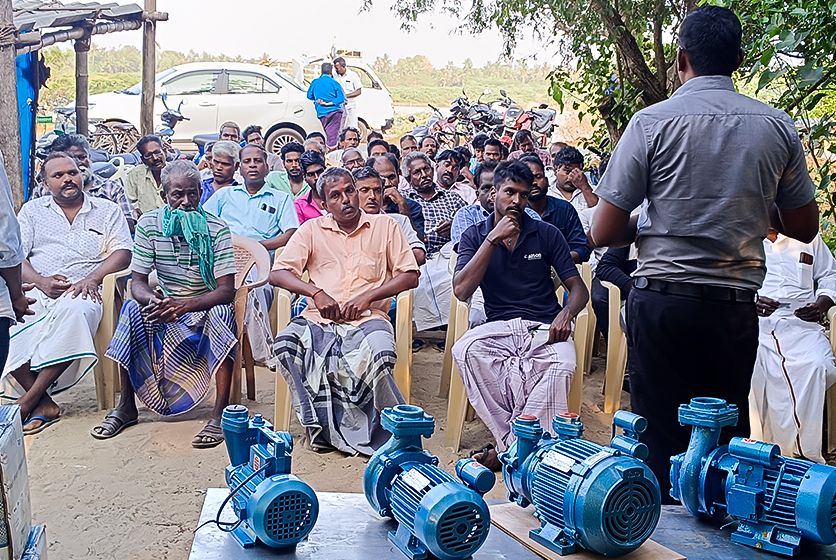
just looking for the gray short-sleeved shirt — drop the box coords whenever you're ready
[595,75,815,290]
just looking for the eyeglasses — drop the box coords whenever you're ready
[141,149,164,160]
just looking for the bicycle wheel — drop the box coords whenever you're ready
[90,123,119,155]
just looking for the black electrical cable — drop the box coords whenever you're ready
[194,464,271,534]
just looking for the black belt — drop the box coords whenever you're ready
[633,278,756,303]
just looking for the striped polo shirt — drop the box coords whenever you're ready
[131,209,237,298]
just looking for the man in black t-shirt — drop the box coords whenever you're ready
[451,161,588,470]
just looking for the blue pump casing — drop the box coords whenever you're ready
[670,397,836,556]
[364,405,495,560]
[221,405,318,549]
[500,411,661,556]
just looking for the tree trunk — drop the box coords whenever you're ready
[0,0,24,209]
[592,0,668,106]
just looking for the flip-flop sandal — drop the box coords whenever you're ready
[192,423,224,449]
[469,443,494,461]
[90,409,138,440]
[23,415,60,436]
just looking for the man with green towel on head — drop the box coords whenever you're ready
[91,160,238,449]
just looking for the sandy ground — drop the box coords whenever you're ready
[24,330,627,559]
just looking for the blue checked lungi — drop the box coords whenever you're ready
[105,299,237,416]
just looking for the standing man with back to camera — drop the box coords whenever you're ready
[591,6,819,498]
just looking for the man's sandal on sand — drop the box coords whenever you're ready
[192,423,224,449]
[23,415,60,436]
[90,410,138,440]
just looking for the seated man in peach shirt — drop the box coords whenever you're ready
[269,167,420,455]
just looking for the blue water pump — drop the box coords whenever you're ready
[364,405,496,560]
[220,405,318,548]
[670,397,836,556]
[500,411,661,556]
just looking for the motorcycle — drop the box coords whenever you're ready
[455,89,505,139]
[408,104,462,147]
[499,89,557,148]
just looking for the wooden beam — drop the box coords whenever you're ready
[140,0,157,135]
[0,0,24,209]
[74,32,91,137]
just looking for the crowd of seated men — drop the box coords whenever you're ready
[1,90,831,472]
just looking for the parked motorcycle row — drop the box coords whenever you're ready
[408,88,558,149]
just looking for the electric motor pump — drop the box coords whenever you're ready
[221,405,318,549]
[364,405,496,560]
[500,411,661,556]
[670,397,836,556]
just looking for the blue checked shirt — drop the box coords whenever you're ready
[404,186,468,255]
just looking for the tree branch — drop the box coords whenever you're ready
[784,65,836,114]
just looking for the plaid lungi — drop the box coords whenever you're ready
[452,318,575,451]
[272,317,403,455]
[105,299,237,416]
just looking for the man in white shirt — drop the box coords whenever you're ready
[750,229,836,463]
[333,57,362,130]
[3,152,132,433]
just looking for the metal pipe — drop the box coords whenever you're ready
[15,19,142,56]
[74,33,90,137]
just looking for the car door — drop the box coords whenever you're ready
[159,70,222,142]
[347,65,394,131]
[216,71,288,133]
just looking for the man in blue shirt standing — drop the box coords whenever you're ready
[307,63,346,151]
[203,144,299,365]
[452,161,588,470]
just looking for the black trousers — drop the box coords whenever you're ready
[626,288,758,503]
[0,318,10,374]
[590,278,610,341]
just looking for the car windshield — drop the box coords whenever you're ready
[275,70,305,91]
[122,68,178,94]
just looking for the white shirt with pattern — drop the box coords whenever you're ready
[17,193,133,284]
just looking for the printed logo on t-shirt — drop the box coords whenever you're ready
[524,253,542,261]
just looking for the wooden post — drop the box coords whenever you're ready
[74,32,91,137]
[0,0,24,209]
[140,0,157,135]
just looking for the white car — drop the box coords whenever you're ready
[78,62,326,153]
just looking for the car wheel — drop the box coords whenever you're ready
[266,128,304,154]
[358,120,370,142]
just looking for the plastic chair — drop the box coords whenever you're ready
[600,281,629,414]
[92,268,131,411]
[439,251,458,398]
[579,262,597,377]
[444,293,592,452]
[826,307,836,453]
[229,235,271,404]
[271,288,414,432]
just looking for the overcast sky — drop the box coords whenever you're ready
[90,0,557,67]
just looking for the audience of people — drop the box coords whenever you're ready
[4,33,832,475]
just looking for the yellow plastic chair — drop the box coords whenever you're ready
[271,288,414,432]
[92,268,131,411]
[579,262,597,377]
[439,251,458,398]
[826,307,836,453]
[444,293,591,452]
[601,281,629,414]
[229,235,271,404]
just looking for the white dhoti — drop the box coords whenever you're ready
[245,267,274,365]
[1,289,102,398]
[749,313,836,463]
[343,104,358,130]
[413,245,453,331]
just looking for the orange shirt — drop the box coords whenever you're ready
[273,213,420,325]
